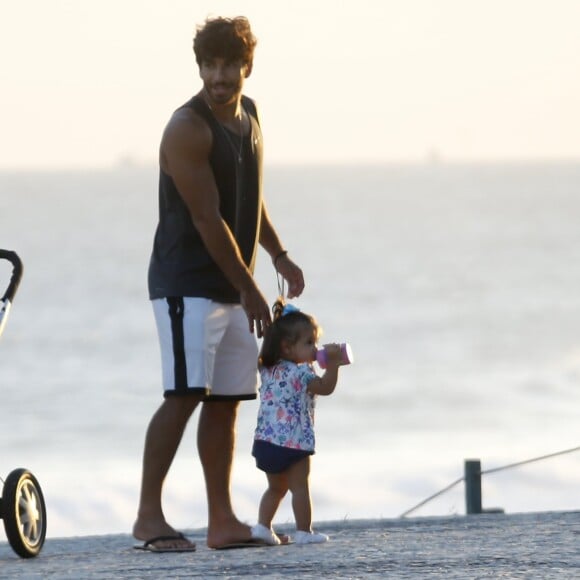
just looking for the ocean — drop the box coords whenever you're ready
[1,162,579,539]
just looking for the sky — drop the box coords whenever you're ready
[2,0,580,169]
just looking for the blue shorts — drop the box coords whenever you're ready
[252,439,313,474]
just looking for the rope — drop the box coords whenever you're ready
[399,476,464,518]
[481,445,580,475]
[399,444,580,519]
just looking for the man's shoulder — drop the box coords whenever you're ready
[241,95,258,118]
[164,100,210,137]
[160,100,212,158]
[168,98,207,126]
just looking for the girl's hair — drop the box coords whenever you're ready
[258,298,319,368]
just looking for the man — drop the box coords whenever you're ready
[133,16,304,552]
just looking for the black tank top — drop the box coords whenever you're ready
[148,95,263,302]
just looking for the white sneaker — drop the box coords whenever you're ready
[294,530,329,544]
[251,523,281,545]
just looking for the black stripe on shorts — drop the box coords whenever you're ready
[167,297,188,391]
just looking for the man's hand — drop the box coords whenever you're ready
[240,285,271,338]
[275,255,305,299]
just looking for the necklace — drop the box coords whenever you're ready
[204,100,244,163]
[223,114,244,164]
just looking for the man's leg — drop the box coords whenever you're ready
[198,400,252,548]
[133,395,200,548]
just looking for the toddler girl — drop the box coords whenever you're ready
[250,300,344,545]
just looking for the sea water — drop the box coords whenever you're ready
[1,162,579,538]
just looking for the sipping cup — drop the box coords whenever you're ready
[316,343,353,368]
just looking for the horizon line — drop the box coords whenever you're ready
[2,156,580,173]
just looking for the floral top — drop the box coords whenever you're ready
[254,360,317,451]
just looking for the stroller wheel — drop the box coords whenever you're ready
[2,468,46,558]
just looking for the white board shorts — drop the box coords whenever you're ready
[152,297,259,401]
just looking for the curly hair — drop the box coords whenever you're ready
[258,298,320,368]
[193,16,257,67]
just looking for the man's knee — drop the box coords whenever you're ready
[202,400,240,421]
[162,393,201,418]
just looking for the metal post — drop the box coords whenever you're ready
[464,459,482,514]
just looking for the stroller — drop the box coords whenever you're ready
[0,249,47,558]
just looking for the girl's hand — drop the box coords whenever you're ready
[308,344,340,395]
[322,343,342,366]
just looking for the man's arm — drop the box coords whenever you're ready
[160,108,271,336]
[259,201,305,299]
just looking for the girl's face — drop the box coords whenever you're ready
[283,326,318,364]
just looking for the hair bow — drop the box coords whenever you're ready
[282,303,300,316]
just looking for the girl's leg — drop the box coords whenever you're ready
[287,456,312,532]
[287,456,329,543]
[258,471,289,528]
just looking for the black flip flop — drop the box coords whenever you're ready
[134,533,196,553]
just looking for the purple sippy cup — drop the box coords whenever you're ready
[315,343,353,369]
